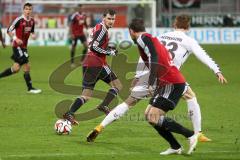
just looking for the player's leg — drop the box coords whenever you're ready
[146,83,198,155]
[96,66,123,114]
[146,106,183,155]
[87,75,150,142]
[182,86,211,142]
[97,78,122,114]
[80,35,88,62]
[87,73,151,142]
[63,66,97,125]
[0,47,23,78]
[98,74,151,126]
[0,63,20,78]
[64,88,93,125]
[70,37,77,65]
[87,96,139,142]
[22,63,41,94]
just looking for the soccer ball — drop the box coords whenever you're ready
[54,119,72,135]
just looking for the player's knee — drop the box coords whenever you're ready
[146,111,158,125]
[12,65,20,73]
[112,80,122,91]
[147,115,158,125]
[183,88,196,100]
[81,96,90,101]
[23,65,30,72]
[125,96,137,107]
[116,81,123,91]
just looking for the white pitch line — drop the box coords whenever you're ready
[1,152,139,158]
[198,151,240,153]
[2,150,240,158]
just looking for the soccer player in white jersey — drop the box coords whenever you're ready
[87,15,227,151]
[158,15,227,141]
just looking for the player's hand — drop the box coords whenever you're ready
[108,49,118,56]
[108,42,117,50]
[15,38,23,45]
[148,85,155,96]
[216,72,227,84]
[31,34,37,40]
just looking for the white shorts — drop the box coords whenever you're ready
[130,73,189,99]
[130,73,152,99]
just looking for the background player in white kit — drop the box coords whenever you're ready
[87,15,227,147]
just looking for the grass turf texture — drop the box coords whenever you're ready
[0,45,239,160]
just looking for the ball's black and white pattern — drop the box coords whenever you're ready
[54,119,72,135]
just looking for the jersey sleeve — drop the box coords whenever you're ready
[7,17,21,33]
[137,35,158,86]
[190,38,221,74]
[90,25,111,55]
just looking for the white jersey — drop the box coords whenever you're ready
[135,30,221,78]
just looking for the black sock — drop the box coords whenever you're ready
[98,87,119,108]
[69,97,86,114]
[81,47,87,61]
[71,50,75,64]
[23,72,33,90]
[160,117,194,138]
[0,68,13,78]
[153,125,181,149]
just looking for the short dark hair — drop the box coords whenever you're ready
[23,3,32,9]
[128,18,145,32]
[103,9,116,17]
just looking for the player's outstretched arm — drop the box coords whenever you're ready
[190,39,221,74]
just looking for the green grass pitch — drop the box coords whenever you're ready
[0,45,240,160]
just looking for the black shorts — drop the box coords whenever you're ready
[82,66,118,90]
[149,83,186,112]
[11,47,29,65]
[72,35,87,46]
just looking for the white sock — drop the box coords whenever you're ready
[187,97,202,134]
[101,102,129,128]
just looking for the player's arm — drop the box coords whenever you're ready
[68,14,76,39]
[90,26,117,56]
[7,18,23,45]
[190,39,227,84]
[0,28,6,48]
[69,21,73,39]
[31,21,36,40]
[138,35,158,87]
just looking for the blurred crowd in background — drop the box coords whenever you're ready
[0,0,240,28]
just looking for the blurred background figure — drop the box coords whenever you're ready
[223,13,234,27]
[133,4,145,19]
[0,21,6,48]
[68,5,88,67]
